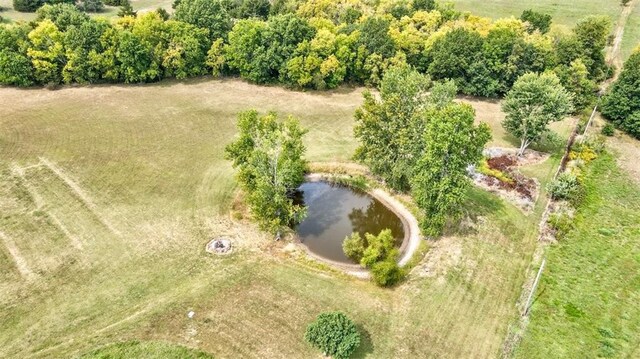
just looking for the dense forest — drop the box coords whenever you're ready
[0,0,610,107]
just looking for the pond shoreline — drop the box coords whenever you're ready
[295,173,422,278]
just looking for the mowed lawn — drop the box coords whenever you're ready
[450,0,623,28]
[621,2,640,60]
[516,153,640,358]
[1,78,563,358]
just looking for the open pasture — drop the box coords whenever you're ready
[0,78,569,358]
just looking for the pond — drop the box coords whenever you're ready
[295,181,405,265]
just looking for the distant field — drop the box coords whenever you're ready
[451,0,623,28]
[0,0,172,23]
[621,2,640,60]
[0,78,567,358]
[516,153,640,358]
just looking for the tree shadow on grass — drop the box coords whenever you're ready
[443,186,506,237]
[352,324,374,359]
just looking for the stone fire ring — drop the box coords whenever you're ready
[206,237,233,255]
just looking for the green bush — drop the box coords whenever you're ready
[622,111,640,138]
[13,0,44,12]
[342,232,366,262]
[601,123,615,136]
[360,229,398,269]
[371,259,404,286]
[548,212,574,240]
[547,172,580,200]
[304,312,360,359]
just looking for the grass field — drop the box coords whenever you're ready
[450,0,623,28]
[516,153,640,358]
[0,0,172,24]
[621,2,640,60]
[0,78,569,358]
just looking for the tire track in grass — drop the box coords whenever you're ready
[0,231,34,280]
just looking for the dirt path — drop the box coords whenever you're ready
[604,1,637,87]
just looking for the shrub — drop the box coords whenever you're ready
[304,312,360,359]
[342,232,366,262]
[520,9,552,34]
[547,172,580,200]
[622,111,640,139]
[360,229,397,269]
[548,212,574,240]
[478,159,514,184]
[371,259,404,287]
[601,123,615,136]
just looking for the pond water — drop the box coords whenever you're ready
[295,181,405,265]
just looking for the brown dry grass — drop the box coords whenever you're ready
[0,78,563,358]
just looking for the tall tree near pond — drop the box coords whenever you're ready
[354,64,431,191]
[502,72,573,156]
[225,110,308,235]
[411,103,491,236]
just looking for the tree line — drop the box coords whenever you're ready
[0,0,611,107]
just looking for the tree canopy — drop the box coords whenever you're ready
[225,110,308,235]
[601,50,640,139]
[502,72,574,155]
[411,103,491,236]
[304,312,360,359]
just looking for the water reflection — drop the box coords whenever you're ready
[295,181,405,264]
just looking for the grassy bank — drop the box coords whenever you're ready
[516,153,640,358]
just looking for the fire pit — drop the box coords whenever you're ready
[206,237,232,255]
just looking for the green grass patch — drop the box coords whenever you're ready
[80,340,213,359]
[516,152,640,358]
[450,0,622,28]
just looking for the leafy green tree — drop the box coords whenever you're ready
[162,20,210,79]
[225,14,314,83]
[225,110,308,235]
[554,58,598,112]
[426,27,483,93]
[174,0,231,40]
[601,50,640,138]
[520,9,552,33]
[27,19,66,84]
[359,229,398,268]
[573,16,611,80]
[356,16,395,58]
[116,30,160,83]
[283,28,348,89]
[0,25,34,86]
[342,232,366,262]
[305,312,360,359]
[117,0,136,17]
[233,0,270,19]
[411,103,491,236]
[13,0,45,12]
[206,38,226,76]
[412,0,435,11]
[354,64,431,191]
[77,0,104,13]
[0,49,33,86]
[370,258,403,286]
[36,4,90,31]
[62,18,110,83]
[502,72,573,155]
